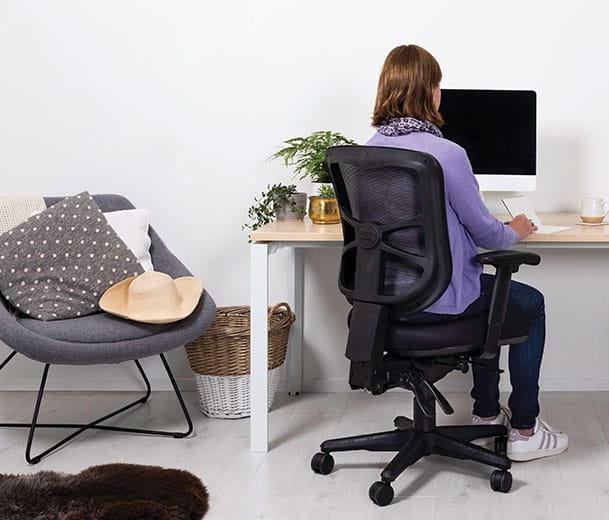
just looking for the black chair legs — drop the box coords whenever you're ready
[0,351,193,464]
[312,396,512,506]
[321,429,414,453]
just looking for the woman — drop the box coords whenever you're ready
[367,44,567,461]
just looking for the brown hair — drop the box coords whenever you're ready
[372,44,444,128]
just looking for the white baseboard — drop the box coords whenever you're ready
[540,377,609,391]
[286,376,609,393]
[2,376,609,393]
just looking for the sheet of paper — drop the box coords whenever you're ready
[502,196,541,226]
[501,196,571,234]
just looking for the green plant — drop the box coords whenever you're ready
[271,130,356,183]
[243,183,304,231]
[316,184,336,198]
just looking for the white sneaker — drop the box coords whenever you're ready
[470,407,511,446]
[507,418,569,462]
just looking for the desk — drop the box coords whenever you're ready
[249,221,341,452]
[249,212,609,452]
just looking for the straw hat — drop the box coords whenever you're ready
[99,271,204,324]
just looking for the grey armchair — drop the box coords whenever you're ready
[0,194,217,464]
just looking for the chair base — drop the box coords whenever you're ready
[0,352,193,464]
[312,397,512,506]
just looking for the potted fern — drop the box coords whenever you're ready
[244,183,306,231]
[271,130,356,223]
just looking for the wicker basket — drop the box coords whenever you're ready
[185,303,295,418]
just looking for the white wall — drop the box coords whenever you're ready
[0,1,608,392]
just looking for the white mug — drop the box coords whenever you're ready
[581,197,609,223]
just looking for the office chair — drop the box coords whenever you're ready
[0,194,217,464]
[310,146,540,506]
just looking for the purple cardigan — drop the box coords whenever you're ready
[366,131,519,315]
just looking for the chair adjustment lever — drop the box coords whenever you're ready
[469,358,505,375]
[423,379,454,416]
[402,371,454,417]
[436,359,469,373]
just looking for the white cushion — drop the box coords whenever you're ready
[103,209,153,272]
[0,194,46,234]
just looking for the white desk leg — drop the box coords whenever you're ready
[250,242,269,452]
[286,247,303,395]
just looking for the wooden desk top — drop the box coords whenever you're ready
[250,212,609,244]
[249,219,342,242]
[516,212,609,243]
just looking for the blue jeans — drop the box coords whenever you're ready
[470,274,545,430]
[396,274,545,429]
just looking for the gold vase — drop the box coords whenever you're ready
[308,196,341,224]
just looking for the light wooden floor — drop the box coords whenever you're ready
[0,390,607,519]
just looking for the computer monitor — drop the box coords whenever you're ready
[440,89,536,191]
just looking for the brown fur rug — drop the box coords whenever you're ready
[0,463,209,520]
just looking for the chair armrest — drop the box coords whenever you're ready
[475,250,540,270]
[474,249,540,359]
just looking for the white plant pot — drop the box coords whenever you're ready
[276,192,307,221]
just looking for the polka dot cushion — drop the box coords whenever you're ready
[0,192,144,321]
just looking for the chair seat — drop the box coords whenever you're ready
[4,292,215,365]
[386,306,529,358]
[18,312,174,343]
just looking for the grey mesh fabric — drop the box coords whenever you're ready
[0,194,216,365]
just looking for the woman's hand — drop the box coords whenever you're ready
[508,213,537,240]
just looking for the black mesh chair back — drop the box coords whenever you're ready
[327,145,451,314]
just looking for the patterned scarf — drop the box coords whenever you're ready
[377,117,443,138]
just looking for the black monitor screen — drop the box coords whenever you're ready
[440,89,536,176]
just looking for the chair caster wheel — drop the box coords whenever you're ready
[369,481,394,506]
[494,435,508,456]
[311,452,334,475]
[490,469,512,493]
